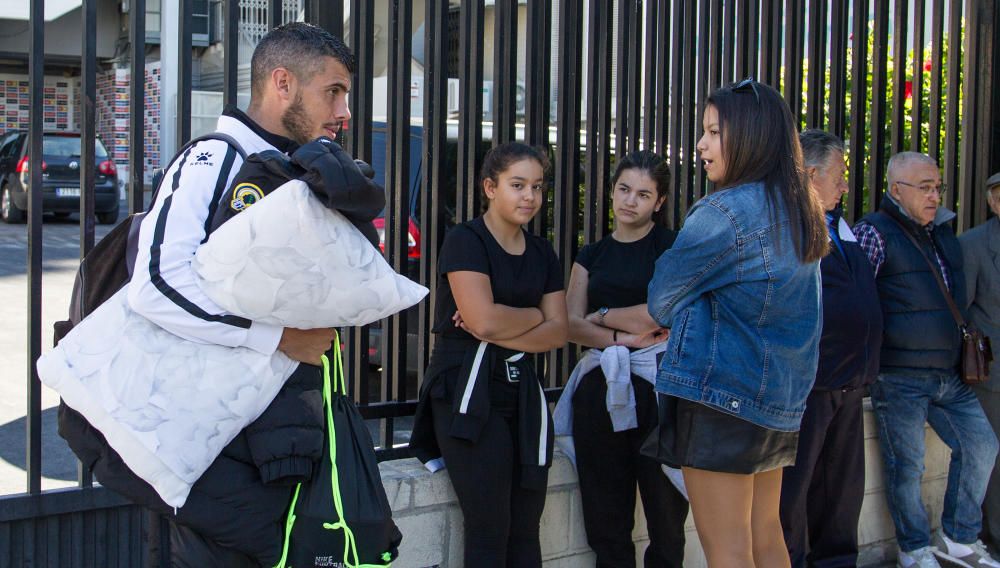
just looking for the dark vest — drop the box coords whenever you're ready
[814,211,883,390]
[862,199,966,373]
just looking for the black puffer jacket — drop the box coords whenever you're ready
[58,138,385,566]
[59,364,324,565]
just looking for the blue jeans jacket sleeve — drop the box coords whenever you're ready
[647,201,738,327]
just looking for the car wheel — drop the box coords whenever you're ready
[97,209,119,225]
[1,184,26,224]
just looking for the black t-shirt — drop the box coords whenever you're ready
[431,216,564,340]
[574,224,677,313]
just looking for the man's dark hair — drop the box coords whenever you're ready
[250,22,355,98]
[799,129,845,171]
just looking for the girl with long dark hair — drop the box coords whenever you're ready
[645,80,827,567]
[555,150,689,567]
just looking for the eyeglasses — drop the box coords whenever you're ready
[732,77,760,104]
[896,180,947,197]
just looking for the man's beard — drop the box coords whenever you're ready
[281,92,316,145]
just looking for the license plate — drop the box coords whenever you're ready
[56,188,80,197]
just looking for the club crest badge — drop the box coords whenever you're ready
[230,182,264,212]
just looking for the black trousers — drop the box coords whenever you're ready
[572,370,689,568]
[431,392,547,568]
[779,387,866,568]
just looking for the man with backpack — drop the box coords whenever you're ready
[59,22,385,566]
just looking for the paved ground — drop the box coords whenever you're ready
[0,204,122,496]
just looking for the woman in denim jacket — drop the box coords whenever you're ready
[645,80,827,567]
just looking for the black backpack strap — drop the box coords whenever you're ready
[147,132,248,211]
[127,133,249,276]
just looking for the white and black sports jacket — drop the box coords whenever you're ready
[128,109,295,354]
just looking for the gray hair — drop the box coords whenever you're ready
[886,152,938,187]
[799,129,845,170]
[250,22,355,99]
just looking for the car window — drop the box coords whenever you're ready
[0,133,19,159]
[42,136,109,159]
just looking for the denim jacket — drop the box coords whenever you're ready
[647,182,822,431]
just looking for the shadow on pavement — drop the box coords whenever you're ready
[0,405,80,486]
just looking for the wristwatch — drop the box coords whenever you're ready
[598,306,610,325]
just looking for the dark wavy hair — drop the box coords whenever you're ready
[707,80,828,263]
[479,142,550,210]
[250,23,355,98]
[611,150,671,227]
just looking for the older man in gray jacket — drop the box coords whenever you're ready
[961,171,1000,553]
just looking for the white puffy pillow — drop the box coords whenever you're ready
[193,180,428,328]
[37,288,299,508]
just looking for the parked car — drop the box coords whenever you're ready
[0,131,120,224]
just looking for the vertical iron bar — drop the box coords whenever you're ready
[742,0,759,79]
[828,0,849,138]
[419,0,450,383]
[129,0,146,213]
[525,0,552,240]
[306,0,344,36]
[910,0,926,152]
[615,0,630,160]
[667,0,685,225]
[347,0,374,403]
[734,0,748,79]
[223,0,239,107]
[869,0,890,211]
[694,0,710,200]
[554,0,584,379]
[758,0,781,86]
[679,0,696,210]
[625,0,643,154]
[702,0,724,92]
[978,0,996,226]
[382,0,413,449]
[928,0,944,160]
[525,0,553,149]
[80,0,97,258]
[721,0,735,83]
[457,0,485,222]
[78,0,98,488]
[784,0,805,123]
[26,0,44,496]
[652,0,670,155]
[942,0,961,216]
[805,0,827,129]
[493,0,518,145]
[642,0,658,150]
[267,0,281,30]
[585,0,612,244]
[178,0,193,146]
[890,0,908,154]
[957,0,982,231]
[847,0,870,223]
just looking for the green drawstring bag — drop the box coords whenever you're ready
[276,336,402,568]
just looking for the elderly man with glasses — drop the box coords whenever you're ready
[854,152,1000,568]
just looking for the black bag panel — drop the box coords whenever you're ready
[281,353,402,568]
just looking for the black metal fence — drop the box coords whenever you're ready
[2,0,998,564]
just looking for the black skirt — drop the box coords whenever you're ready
[642,395,799,474]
